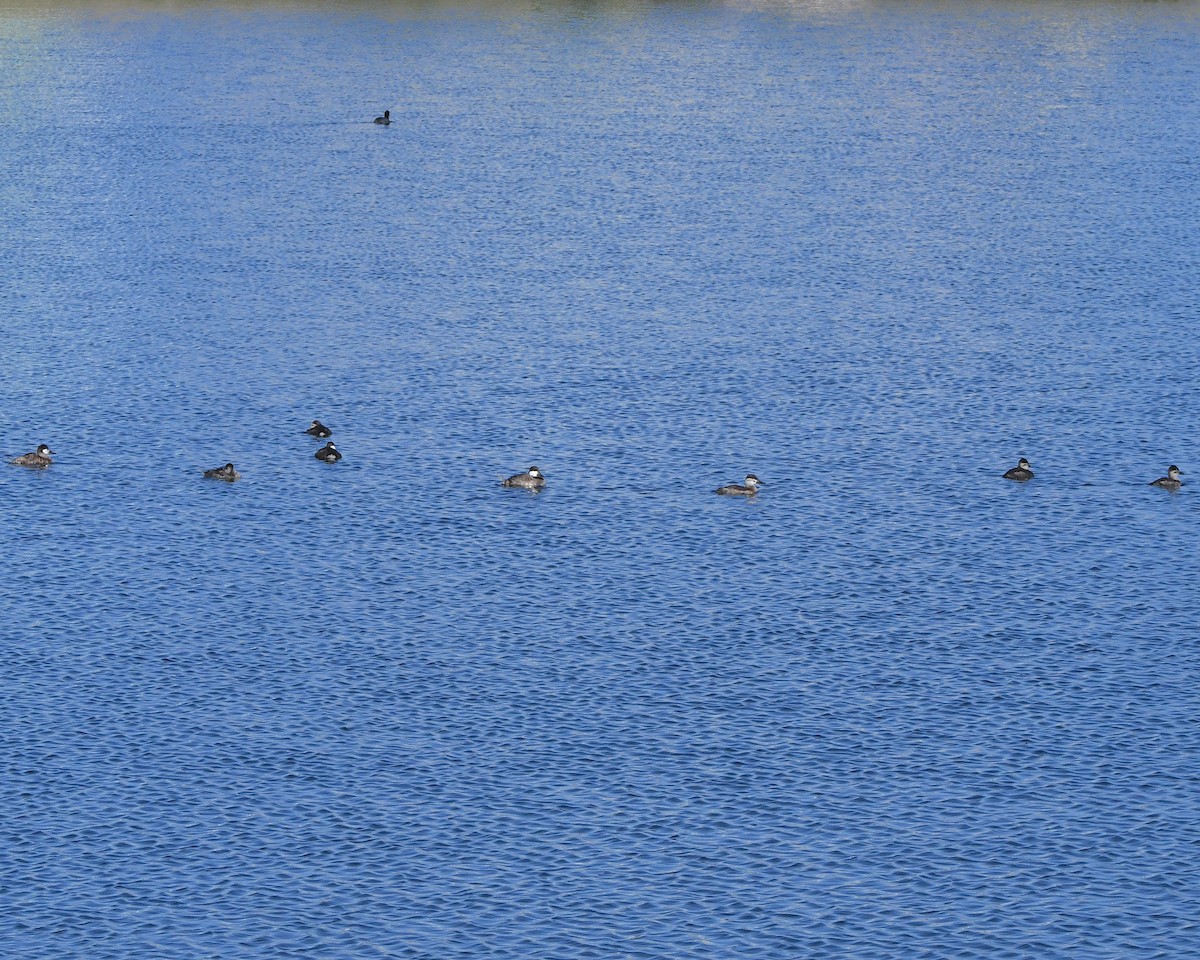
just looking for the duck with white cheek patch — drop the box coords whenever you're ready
[315,442,342,463]
[204,462,241,481]
[1003,458,1034,481]
[502,466,546,491]
[1149,465,1183,490]
[11,444,55,468]
[716,474,763,496]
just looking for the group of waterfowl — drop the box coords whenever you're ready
[6,422,347,481]
[15,108,1184,499]
[6,436,1186,495]
[1001,458,1185,491]
[196,421,340,480]
[494,461,1188,494]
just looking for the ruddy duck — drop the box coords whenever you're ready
[305,420,332,438]
[203,462,241,482]
[1150,465,1183,490]
[10,444,54,468]
[502,466,545,491]
[1003,458,1034,482]
[315,442,342,463]
[716,474,763,496]
[374,110,390,125]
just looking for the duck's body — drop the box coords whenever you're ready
[204,462,241,482]
[316,442,342,463]
[305,420,332,439]
[374,110,390,125]
[1150,465,1183,490]
[502,466,545,491]
[716,474,763,496]
[1003,458,1034,482]
[11,444,54,468]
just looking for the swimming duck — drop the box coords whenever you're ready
[305,420,332,438]
[203,462,241,482]
[716,474,763,496]
[502,466,545,491]
[315,442,342,463]
[374,110,390,125]
[10,444,54,468]
[1003,458,1034,481]
[1149,465,1183,490]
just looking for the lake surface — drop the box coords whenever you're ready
[2,1,1198,957]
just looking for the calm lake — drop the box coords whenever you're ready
[2,1,1198,957]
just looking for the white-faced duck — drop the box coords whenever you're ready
[204,462,241,482]
[1003,458,1034,482]
[305,420,332,439]
[502,466,545,491]
[716,474,763,496]
[10,444,54,468]
[316,442,342,463]
[1150,465,1183,490]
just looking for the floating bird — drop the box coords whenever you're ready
[10,444,54,468]
[316,442,342,463]
[374,110,390,125]
[305,420,332,439]
[203,462,241,482]
[1149,465,1183,490]
[716,474,763,496]
[502,466,545,491]
[1003,458,1034,482]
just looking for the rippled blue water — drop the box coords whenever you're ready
[2,1,1199,957]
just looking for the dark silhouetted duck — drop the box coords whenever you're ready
[1003,458,1034,482]
[1150,465,1183,490]
[374,110,390,125]
[716,474,762,496]
[316,442,342,463]
[204,462,241,482]
[502,466,545,491]
[11,444,54,468]
[305,420,332,439]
